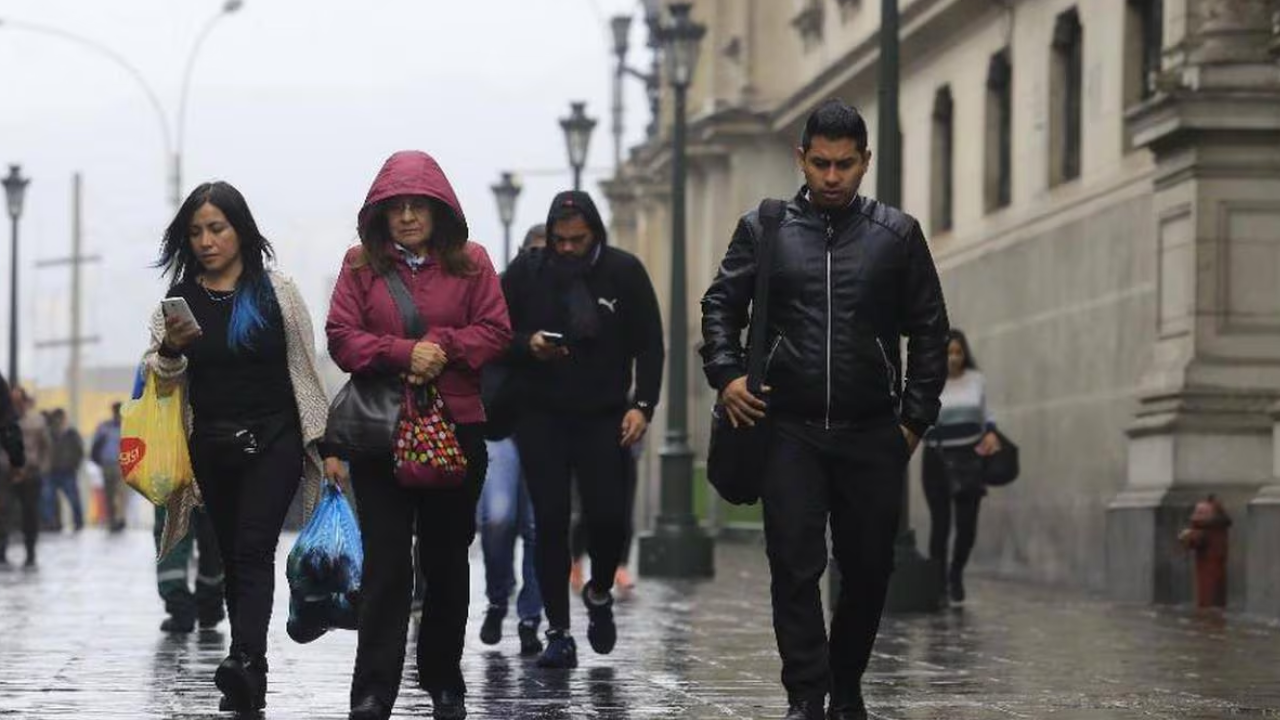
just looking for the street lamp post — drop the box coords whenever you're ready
[490,171,522,266]
[637,2,714,580]
[174,0,243,208]
[1,1,243,210]
[559,101,597,192]
[610,3,665,168]
[3,165,30,386]
[876,0,944,614]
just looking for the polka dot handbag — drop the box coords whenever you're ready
[393,384,467,489]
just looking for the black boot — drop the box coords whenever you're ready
[828,687,868,720]
[216,652,267,713]
[784,696,825,720]
[430,688,467,720]
[349,695,390,720]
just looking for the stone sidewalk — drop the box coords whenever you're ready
[1,529,1278,719]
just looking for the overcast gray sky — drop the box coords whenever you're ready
[1,0,651,387]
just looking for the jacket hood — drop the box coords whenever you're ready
[358,151,468,242]
[544,190,608,249]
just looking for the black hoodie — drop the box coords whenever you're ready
[501,191,664,421]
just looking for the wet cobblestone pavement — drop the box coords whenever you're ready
[2,530,1279,719]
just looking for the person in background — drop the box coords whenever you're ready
[503,190,664,669]
[45,409,85,533]
[328,150,510,720]
[0,374,29,567]
[922,328,1001,605]
[6,387,48,567]
[91,402,127,532]
[477,223,547,656]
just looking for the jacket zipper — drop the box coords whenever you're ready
[763,334,783,376]
[825,219,834,429]
[875,337,896,399]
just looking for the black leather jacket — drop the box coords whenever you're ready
[700,190,950,437]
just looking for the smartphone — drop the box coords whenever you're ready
[541,331,566,346]
[161,297,202,332]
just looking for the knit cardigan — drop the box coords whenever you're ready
[144,272,329,559]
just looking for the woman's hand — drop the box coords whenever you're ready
[975,431,1002,457]
[162,313,201,353]
[323,456,350,489]
[410,341,447,380]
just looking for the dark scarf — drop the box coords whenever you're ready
[544,247,600,343]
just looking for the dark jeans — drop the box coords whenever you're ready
[922,445,984,580]
[516,410,629,631]
[571,440,641,565]
[349,423,486,708]
[0,471,41,561]
[43,469,83,531]
[761,418,909,702]
[154,505,225,622]
[191,423,302,658]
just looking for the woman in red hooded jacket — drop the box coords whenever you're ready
[326,151,511,720]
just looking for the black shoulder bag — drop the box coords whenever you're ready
[324,268,425,457]
[706,199,785,506]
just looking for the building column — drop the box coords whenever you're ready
[1107,0,1280,607]
[1246,401,1280,618]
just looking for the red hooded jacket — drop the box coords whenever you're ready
[325,151,512,424]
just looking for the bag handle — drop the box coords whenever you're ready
[744,199,785,395]
[381,267,427,339]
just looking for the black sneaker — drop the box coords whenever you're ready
[198,607,226,630]
[949,576,966,605]
[517,620,543,656]
[582,585,616,655]
[536,630,578,669]
[160,615,195,634]
[479,605,504,646]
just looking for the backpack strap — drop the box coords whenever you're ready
[744,199,785,394]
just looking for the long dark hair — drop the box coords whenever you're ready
[0,375,14,423]
[155,181,278,352]
[949,328,979,371]
[358,197,474,277]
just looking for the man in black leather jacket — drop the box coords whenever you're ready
[700,100,950,720]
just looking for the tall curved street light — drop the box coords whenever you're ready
[0,1,244,209]
[559,101,597,192]
[637,2,713,580]
[3,165,30,386]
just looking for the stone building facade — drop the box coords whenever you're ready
[605,0,1280,615]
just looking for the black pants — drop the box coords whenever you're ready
[0,471,41,561]
[191,423,302,658]
[761,418,909,702]
[571,444,638,564]
[349,423,486,708]
[922,445,984,580]
[516,410,628,631]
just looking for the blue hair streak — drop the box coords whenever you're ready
[227,273,278,353]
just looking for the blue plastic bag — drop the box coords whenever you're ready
[286,482,362,643]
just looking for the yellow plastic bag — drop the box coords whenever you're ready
[119,371,193,506]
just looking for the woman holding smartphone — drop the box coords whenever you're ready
[145,181,337,714]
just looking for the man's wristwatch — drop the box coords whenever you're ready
[632,401,654,422]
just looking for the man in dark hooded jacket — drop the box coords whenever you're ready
[502,190,664,669]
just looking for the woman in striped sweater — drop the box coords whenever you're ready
[922,329,1002,605]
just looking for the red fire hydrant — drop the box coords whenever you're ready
[1177,495,1231,608]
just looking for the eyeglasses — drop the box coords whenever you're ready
[384,197,432,215]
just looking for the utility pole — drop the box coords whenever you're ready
[36,173,100,430]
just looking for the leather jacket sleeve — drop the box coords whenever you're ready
[898,221,950,437]
[700,215,757,392]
